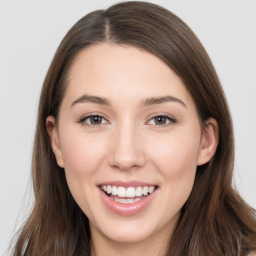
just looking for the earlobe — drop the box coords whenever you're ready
[197,118,219,166]
[46,116,64,168]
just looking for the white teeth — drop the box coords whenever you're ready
[120,198,129,204]
[107,185,112,194]
[149,186,155,193]
[113,197,142,204]
[142,187,148,195]
[135,187,143,196]
[126,187,136,197]
[112,186,118,195]
[101,185,156,198]
[117,186,126,197]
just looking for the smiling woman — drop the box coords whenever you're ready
[47,44,214,246]
[10,1,256,256]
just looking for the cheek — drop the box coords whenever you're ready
[152,133,199,171]
[59,130,108,217]
[60,130,106,177]
[149,133,200,218]
[150,130,200,193]
[58,128,107,197]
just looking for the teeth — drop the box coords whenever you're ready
[148,186,154,193]
[112,197,143,204]
[101,185,156,198]
[107,185,112,194]
[117,187,126,197]
[126,187,136,197]
[112,186,118,195]
[135,187,143,196]
[142,187,148,195]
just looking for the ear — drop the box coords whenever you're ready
[197,118,219,166]
[46,116,64,168]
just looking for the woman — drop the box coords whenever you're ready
[11,1,256,255]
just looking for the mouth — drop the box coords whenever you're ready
[100,185,158,204]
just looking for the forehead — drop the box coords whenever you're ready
[63,43,193,107]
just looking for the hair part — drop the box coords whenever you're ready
[11,1,256,255]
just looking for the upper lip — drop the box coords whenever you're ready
[98,180,157,188]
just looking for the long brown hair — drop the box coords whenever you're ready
[11,1,256,255]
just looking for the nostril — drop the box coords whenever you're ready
[108,135,146,170]
[108,152,146,171]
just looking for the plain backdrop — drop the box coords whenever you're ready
[0,0,255,254]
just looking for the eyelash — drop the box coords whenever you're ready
[78,113,177,128]
[146,114,177,127]
[78,113,108,128]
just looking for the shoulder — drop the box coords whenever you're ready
[248,252,256,256]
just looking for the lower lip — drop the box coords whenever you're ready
[99,188,157,216]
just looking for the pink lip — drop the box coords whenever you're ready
[98,186,157,216]
[98,180,156,188]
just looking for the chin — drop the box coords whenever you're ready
[101,227,155,244]
[90,215,172,245]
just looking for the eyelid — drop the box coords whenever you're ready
[78,112,110,127]
[146,113,177,127]
[77,112,177,128]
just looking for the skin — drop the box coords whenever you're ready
[47,43,219,256]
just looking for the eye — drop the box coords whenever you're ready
[147,115,176,126]
[79,115,108,126]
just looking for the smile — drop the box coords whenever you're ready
[100,185,156,204]
[98,183,158,215]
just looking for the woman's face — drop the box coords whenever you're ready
[47,43,217,246]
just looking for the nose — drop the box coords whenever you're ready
[108,121,146,171]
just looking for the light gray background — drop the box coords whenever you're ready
[1,0,255,254]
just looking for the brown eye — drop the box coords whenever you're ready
[80,115,108,126]
[154,116,168,125]
[147,115,176,126]
[90,116,103,125]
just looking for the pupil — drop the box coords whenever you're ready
[155,116,166,125]
[91,116,101,124]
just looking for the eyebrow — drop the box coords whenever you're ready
[71,94,111,107]
[143,96,186,107]
[70,94,186,108]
